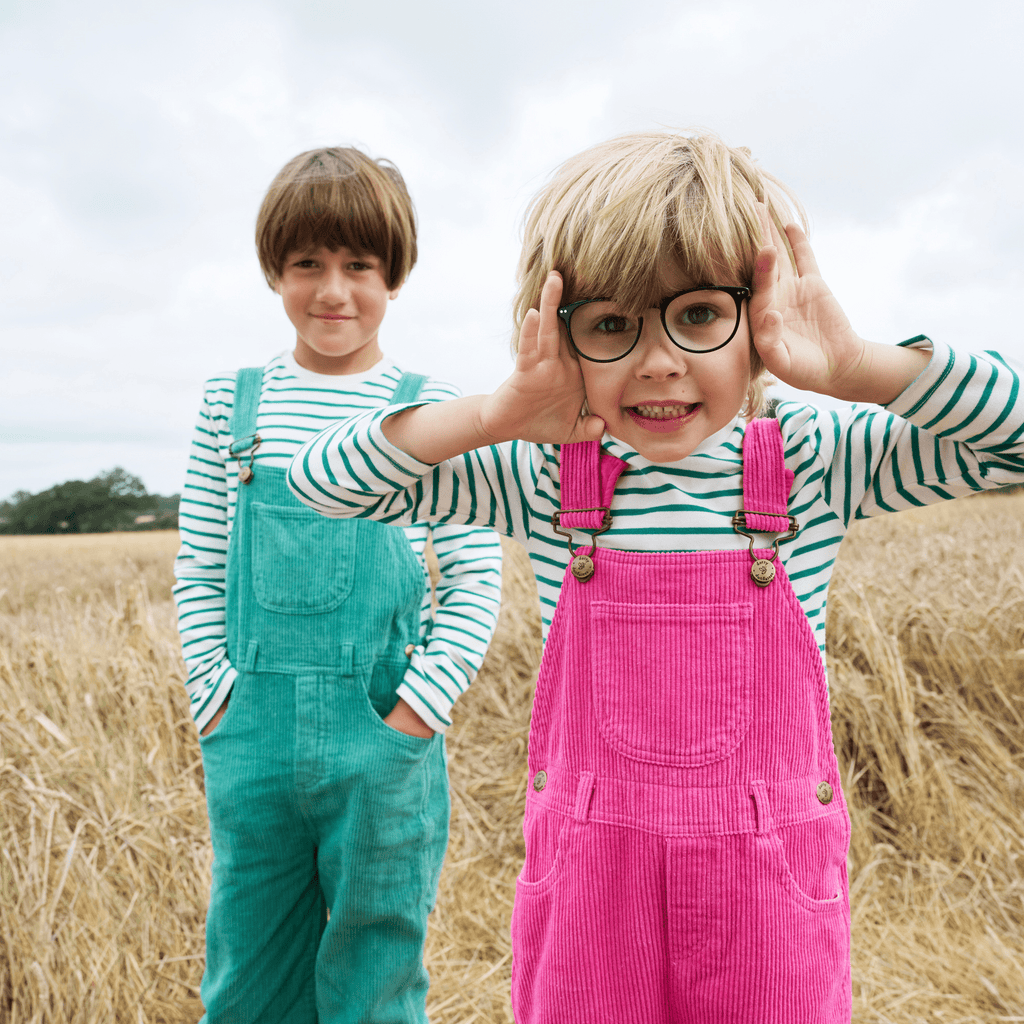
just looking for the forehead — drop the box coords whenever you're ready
[286,244,377,261]
[656,260,698,295]
[599,259,734,306]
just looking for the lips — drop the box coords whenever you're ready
[313,313,351,321]
[625,402,700,432]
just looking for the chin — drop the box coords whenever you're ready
[637,442,697,464]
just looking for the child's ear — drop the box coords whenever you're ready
[388,283,403,300]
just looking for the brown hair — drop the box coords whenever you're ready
[513,130,807,418]
[255,147,417,290]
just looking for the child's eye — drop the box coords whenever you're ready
[678,304,719,326]
[595,315,632,334]
[293,259,317,269]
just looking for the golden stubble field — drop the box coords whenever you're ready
[1,495,1023,1023]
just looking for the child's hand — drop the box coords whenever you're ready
[382,697,434,738]
[749,207,868,401]
[477,271,605,446]
[381,271,603,464]
[200,694,230,737]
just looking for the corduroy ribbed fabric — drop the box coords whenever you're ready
[741,416,794,533]
[199,368,448,1024]
[557,442,627,531]
[510,419,852,1024]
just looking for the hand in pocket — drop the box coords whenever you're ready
[200,694,231,737]
[382,698,434,738]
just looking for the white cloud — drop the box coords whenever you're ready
[1,0,1023,499]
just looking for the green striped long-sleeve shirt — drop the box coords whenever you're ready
[173,351,504,734]
[286,337,1024,666]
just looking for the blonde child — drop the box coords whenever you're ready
[173,147,503,1023]
[285,132,1024,1023]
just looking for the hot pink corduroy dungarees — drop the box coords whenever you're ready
[510,419,852,1024]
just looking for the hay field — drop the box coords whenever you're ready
[0,498,1022,1023]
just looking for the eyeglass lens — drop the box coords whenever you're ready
[569,290,740,360]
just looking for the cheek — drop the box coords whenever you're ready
[708,347,751,405]
[578,365,618,416]
[279,282,304,312]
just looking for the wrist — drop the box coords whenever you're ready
[382,395,498,464]
[384,697,435,738]
[828,340,931,406]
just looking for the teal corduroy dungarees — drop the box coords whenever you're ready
[198,367,450,1024]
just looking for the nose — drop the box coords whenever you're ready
[317,266,350,304]
[634,316,688,380]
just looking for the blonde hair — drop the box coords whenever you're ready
[513,130,807,418]
[255,147,417,290]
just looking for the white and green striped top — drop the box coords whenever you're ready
[173,350,504,735]
[286,337,1024,668]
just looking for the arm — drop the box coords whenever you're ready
[287,399,549,542]
[749,209,932,405]
[172,385,237,735]
[774,338,1024,526]
[747,207,1022,516]
[286,271,604,534]
[386,524,504,735]
[380,272,605,463]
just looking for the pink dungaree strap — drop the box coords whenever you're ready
[556,441,627,531]
[741,417,795,534]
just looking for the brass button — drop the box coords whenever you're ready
[532,770,547,792]
[816,781,834,805]
[404,644,415,657]
[571,555,594,581]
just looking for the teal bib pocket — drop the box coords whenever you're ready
[251,502,356,614]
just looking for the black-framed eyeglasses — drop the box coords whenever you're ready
[557,286,751,363]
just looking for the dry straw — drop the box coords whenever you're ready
[0,500,1022,1022]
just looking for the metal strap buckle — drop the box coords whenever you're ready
[551,507,612,582]
[731,509,800,561]
[230,433,262,484]
[551,508,612,545]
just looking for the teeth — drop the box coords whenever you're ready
[633,404,692,419]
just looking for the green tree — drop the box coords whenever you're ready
[0,468,151,534]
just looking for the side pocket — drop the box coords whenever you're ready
[358,660,435,758]
[772,808,850,911]
[198,680,240,746]
[516,803,572,894]
[251,502,356,614]
[366,657,408,719]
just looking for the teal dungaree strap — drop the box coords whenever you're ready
[199,367,448,1024]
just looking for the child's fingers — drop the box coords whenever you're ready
[536,271,565,360]
[518,308,541,363]
[751,241,778,310]
[755,203,776,275]
[757,203,792,286]
[768,214,795,284]
[785,224,821,278]
[570,413,606,444]
[751,309,789,376]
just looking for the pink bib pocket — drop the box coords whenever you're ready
[590,601,753,767]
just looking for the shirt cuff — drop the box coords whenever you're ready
[367,403,442,479]
[883,335,951,420]
[395,681,450,734]
[193,662,237,733]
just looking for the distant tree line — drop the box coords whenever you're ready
[0,468,179,535]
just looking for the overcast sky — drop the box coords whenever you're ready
[2,0,1023,499]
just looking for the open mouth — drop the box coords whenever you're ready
[625,402,700,432]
